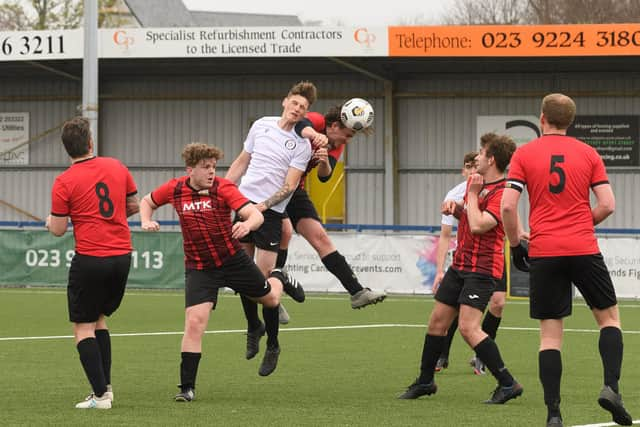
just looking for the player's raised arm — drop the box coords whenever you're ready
[139,194,160,231]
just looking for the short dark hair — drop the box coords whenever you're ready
[181,143,223,167]
[287,81,317,106]
[61,117,91,158]
[480,133,516,173]
[463,151,478,165]
[542,93,576,129]
[324,105,344,128]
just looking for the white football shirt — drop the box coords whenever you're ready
[239,117,312,213]
[441,180,467,227]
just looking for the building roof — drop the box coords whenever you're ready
[124,0,302,27]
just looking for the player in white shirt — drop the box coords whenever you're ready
[225,81,315,376]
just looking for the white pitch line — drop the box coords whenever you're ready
[3,323,640,342]
[572,420,640,426]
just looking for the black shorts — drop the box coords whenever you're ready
[494,268,507,292]
[529,254,617,320]
[185,250,270,308]
[285,187,321,230]
[67,253,131,323]
[239,208,284,252]
[435,268,495,312]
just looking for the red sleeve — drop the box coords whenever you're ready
[125,167,137,196]
[150,179,176,207]
[484,188,503,223]
[217,178,250,211]
[589,147,609,186]
[50,177,70,216]
[306,112,326,133]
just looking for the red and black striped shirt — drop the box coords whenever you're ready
[451,179,506,279]
[151,176,250,269]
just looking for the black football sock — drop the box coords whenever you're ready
[417,334,445,385]
[263,305,280,349]
[77,337,107,397]
[95,329,112,385]
[276,249,288,269]
[441,316,458,358]
[473,337,514,387]
[539,349,562,418]
[240,294,262,331]
[481,311,502,340]
[180,352,201,390]
[321,251,363,295]
[599,326,623,393]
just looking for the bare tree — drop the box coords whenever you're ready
[0,0,132,30]
[444,0,640,25]
[0,1,31,31]
[444,0,529,25]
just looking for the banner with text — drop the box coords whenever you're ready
[101,27,387,58]
[567,115,639,166]
[0,230,184,288]
[0,29,82,61]
[0,112,29,165]
[389,24,640,57]
[2,230,639,298]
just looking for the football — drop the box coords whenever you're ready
[340,98,374,131]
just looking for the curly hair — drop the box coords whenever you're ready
[480,133,516,173]
[181,143,223,167]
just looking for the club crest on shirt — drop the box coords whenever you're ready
[284,139,296,150]
[479,188,489,198]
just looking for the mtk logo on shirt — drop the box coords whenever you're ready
[182,200,212,211]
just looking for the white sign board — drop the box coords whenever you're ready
[288,233,439,295]
[0,113,29,165]
[477,116,541,147]
[288,233,640,299]
[0,30,82,61]
[100,27,388,58]
[599,238,640,299]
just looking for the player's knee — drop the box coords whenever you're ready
[457,321,478,340]
[185,314,208,337]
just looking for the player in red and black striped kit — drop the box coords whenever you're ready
[140,143,289,402]
[502,93,632,427]
[286,105,387,308]
[47,117,139,409]
[399,133,523,405]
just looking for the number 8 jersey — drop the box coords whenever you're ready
[506,134,609,257]
[51,157,137,256]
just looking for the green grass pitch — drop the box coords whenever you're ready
[1,287,639,426]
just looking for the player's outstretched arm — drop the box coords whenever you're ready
[225,150,251,184]
[45,214,68,237]
[139,194,160,231]
[232,203,264,239]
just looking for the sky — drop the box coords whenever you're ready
[181,0,458,27]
